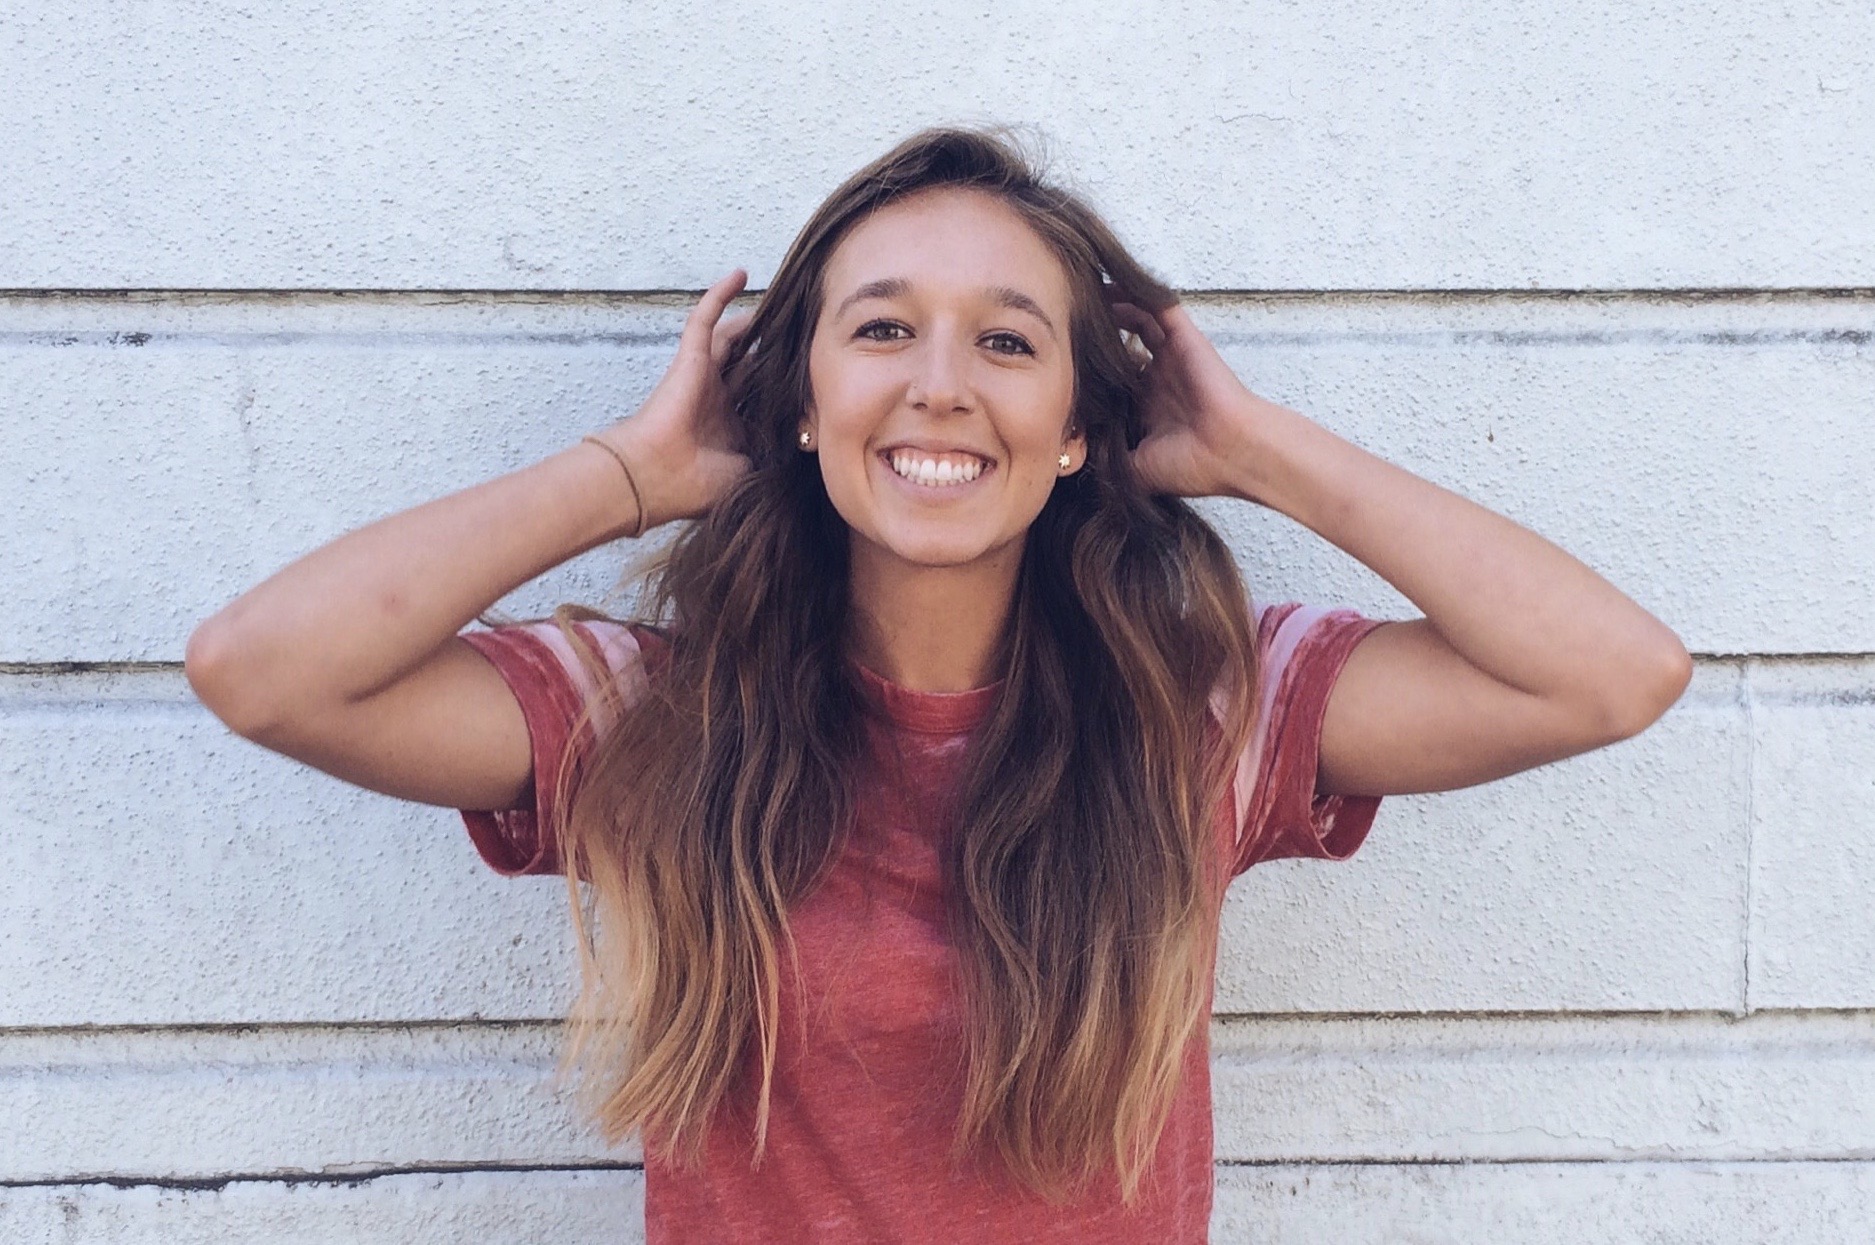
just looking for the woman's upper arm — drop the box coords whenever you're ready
[226,634,536,812]
[1317,617,1629,797]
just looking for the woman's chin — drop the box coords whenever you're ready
[853,524,1012,575]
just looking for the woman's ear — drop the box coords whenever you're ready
[1058,423,1087,475]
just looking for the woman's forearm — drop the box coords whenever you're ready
[1229,398,1690,728]
[187,434,643,729]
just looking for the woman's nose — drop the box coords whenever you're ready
[906,336,973,414]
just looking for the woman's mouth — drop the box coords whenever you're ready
[883,449,993,487]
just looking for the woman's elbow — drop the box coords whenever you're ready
[185,616,280,741]
[1596,634,1695,744]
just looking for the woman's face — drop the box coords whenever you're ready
[804,187,1081,573]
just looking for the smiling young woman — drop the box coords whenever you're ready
[184,128,1691,1243]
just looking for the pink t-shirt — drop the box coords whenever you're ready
[459,602,1385,1243]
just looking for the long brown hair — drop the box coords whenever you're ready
[552,126,1258,1204]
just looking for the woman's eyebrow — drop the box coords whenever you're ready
[987,285,1057,339]
[833,277,910,320]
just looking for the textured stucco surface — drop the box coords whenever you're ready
[3,294,1872,660]
[1209,1163,1875,1243]
[0,1172,647,1245]
[0,660,1786,1025]
[7,1015,1873,1185]
[2,2,1871,290]
[1747,660,1875,1010]
[5,0,1872,1239]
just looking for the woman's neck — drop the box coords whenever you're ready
[846,536,1022,693]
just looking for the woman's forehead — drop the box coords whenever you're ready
[820,188,1072,317]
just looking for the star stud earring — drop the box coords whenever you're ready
[799,429,813,449]
[1058,451,1072,470]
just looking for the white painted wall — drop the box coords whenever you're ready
[3,2,1870,1239]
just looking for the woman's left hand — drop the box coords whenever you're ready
[1110,299,1288,503]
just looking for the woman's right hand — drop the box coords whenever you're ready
[591,269,755,531]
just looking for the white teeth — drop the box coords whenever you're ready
[888,452,986,486]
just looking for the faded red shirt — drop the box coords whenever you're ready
[459,602,1384,1243]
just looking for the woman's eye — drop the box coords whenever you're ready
[983,331,1035,356]
[856,320,908,341]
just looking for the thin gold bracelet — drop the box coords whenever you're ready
[580,435,647,539]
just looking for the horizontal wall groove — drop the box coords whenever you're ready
[5,328,1868,351]
[7,654,1874,676]
[2,286,1873,304]
[0,1161,642,1194]
[0,1018,562,1039]
[1192,288,1875,304]
[0,662,179,676]
[1214,1155,1875,1169]
[8,1155,1871,1194]
[7,1007,1875,1040]
[1214,1006,1875,1023]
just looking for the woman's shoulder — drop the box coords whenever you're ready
[462,613,667,720]
[1251,600,1385,689]
[1225,597,1390,874]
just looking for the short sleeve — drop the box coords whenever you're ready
[1226,602,1389,876]
[456,619,647,877]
